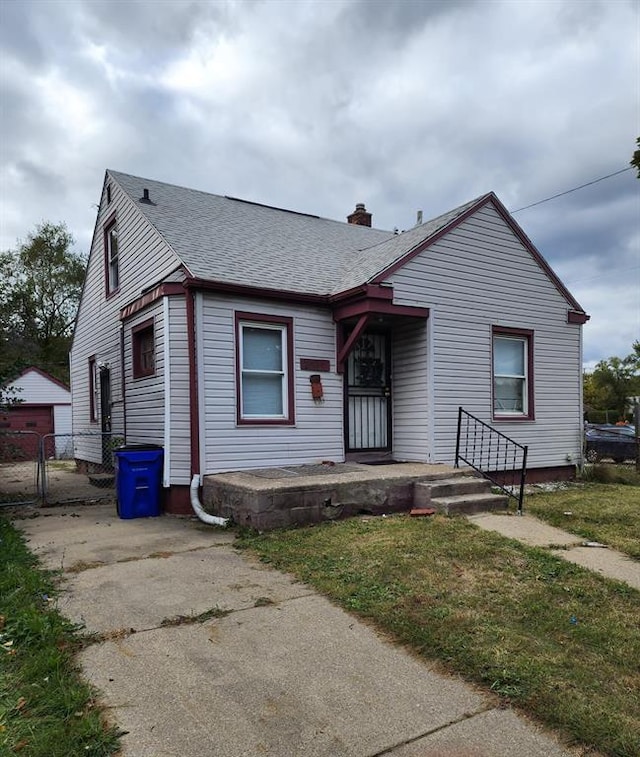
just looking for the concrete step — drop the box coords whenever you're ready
[428,476,491,498]
[431,492,509,516]
[88,473,115,489]
[414,476,490,508]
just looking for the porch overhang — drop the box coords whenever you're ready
[331,285,429,373]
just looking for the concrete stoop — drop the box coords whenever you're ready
[203,464,508,529]
[414,476,509,516]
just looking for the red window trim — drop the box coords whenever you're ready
[103,213,119,299]
[235,311,295,426]
[491,326,535,422]
[88,355,97,423]
[132,318,155,379]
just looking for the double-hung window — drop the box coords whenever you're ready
[104,218,119,295]
[236,313,294,424]
[132,320,155,378]
[492,328,534,420]
[88,356,98,422]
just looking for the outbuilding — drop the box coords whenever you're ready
[1,367,72,459]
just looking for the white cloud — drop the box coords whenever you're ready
[0,0,638,369]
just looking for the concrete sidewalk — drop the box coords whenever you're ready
[468,512,640,590]
[13,504,578,757]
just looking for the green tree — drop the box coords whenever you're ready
[0,369,22,411]
[586,342,640,421]
[583,371,608,415]
[631,137,640,178]
[0,222,86,384]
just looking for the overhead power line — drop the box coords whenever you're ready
[566,264,640,286]
[510,167,633,214]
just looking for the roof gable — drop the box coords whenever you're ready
[366,193,583,312]
[5,367,71,402]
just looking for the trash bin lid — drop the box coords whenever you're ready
[117,443,163,451]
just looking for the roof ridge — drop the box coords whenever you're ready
[107,169,397,232]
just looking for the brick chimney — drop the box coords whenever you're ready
[347,203,372,227]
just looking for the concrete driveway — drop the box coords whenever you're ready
[13,504,576,757]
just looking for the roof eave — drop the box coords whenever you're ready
[183,276,329,305]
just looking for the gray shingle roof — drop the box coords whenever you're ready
[108,170,487,297]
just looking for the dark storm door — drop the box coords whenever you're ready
[100,369,112,433]
[99,368,112,465]
[345,332,391,451]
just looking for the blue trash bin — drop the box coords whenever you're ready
[114,445,163,519]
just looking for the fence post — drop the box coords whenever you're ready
[39,435,47,504]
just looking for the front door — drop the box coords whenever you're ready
[345,332,391,451]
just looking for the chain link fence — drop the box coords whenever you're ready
[0,431,118,507]
[0,431,42,506]
[42,432,119,505]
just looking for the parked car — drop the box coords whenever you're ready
[584,424,637,463]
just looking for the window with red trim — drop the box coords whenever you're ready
[492,328,534,420]
[88,356,98,422]
[236,313,294,424]
[104,219,119,295]
[132,320,155,378]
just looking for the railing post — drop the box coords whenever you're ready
[454,407,463,468]
[455,407,527,512]
[517,445,528,515]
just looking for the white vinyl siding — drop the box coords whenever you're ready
[124,303,164,444]
[7,370,71,405]
[70,175,182,465]
[200,294,343,473]
[167,296,191,485]
[386,203,583,469]
[392,320,430,461]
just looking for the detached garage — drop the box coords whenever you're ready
[0,367,71,459]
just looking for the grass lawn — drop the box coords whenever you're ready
[0,516,121,757]
[239,508,640,757]
[526,480,640,560]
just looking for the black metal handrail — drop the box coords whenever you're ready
[455,407,528,514]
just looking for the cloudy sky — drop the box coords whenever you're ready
[1,0,638,369]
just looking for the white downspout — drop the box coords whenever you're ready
[190,474,229,527]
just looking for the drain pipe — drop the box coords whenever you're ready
[190,474,229,527]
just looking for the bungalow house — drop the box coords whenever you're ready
[70,170,589,515]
